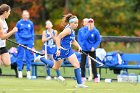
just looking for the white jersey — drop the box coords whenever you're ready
[0,19,8,48]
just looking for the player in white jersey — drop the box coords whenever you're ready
[0,4,17,66]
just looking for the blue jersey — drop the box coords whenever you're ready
[44,30,55,46]
[15,19,34,44]
[53,25,75,61]
[61,26,75,49]
[82,26,101,51]
[42,30,57,54]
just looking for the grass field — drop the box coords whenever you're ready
[1,66,140,93]
[0,76,140,93]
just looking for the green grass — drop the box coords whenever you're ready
[1,66,140,93]
[0,76,140,93]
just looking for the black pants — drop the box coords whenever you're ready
[80,51,97,79]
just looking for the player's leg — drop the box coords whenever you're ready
[80,52,87,83]
[16,46,24,78]
[45,65,52,80]
[1,52,11,66]
[68,53,88,88]
[0,47,10,66]
[26,44,33,79]
[49,54,65,81]
[89,51,98,83]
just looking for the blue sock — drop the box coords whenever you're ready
[40,57,54,68]
[74,68,82,84]
[46,67,51,76]
[56,70,61,77]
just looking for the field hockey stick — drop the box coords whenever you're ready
[80,50,104,67]
[7,39,44,56]
[88,58,93,81]
[44,43,48,59]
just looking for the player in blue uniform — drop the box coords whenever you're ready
[35,14,88,88]
[15,10,34,79]
[42,20,65,81]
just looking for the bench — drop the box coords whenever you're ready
[31,53,140,78]
[98,53,140,78]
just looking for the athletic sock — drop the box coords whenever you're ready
[56,70,61,77]
[46,67,51,76]
[40,57,54,68]
[74,68,82,84]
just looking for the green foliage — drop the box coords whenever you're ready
[4,0,140,35]
[67,0,140,36]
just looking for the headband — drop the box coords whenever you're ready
[69,17,78,23]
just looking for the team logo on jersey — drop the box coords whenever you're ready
[91,34,94,37]
[70,36,75,40]
[28,24,31,28]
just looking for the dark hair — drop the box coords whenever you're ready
[0,4,10,15]
[62,13,77,26]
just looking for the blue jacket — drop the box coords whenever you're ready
[15,19,34,44]
[77,26,87,49]
[82,26,101,51]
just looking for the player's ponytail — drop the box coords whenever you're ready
[61,13,76,27]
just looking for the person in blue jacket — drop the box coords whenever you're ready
[77,18,89,47]
[77,18,89,83]
[80,18,101,83]
[15,10,34,79]
[35,13,88,88]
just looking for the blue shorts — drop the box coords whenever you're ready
[53,48,74,61]
[42,45,57,55]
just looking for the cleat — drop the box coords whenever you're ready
[82,77,86,84]
[45,76,52,80]
[34,55,44,62]
[26,71,31,79]
[58,76,65,81]
[18,71,23,78]
[75,84,88,88]
[94,78,99,83]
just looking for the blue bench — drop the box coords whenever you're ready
[98,53,140,77]
[31,53,140,78]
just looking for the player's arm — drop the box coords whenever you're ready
[52,30,58,42]
[42,31,52,43]
[72,40,81,51]
[0,24,17,40]
[55,28,70,49]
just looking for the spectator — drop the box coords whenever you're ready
[77,18,89,47]
[0,4,17,67]
[80,18,101,83]
[42,20,65,81]
[77,18,93,82]
[15,10,34,79]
